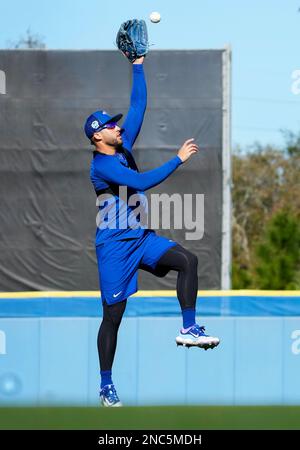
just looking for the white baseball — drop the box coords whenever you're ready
[150,11,161,23]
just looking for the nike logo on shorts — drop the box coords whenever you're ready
[113,291,122,298]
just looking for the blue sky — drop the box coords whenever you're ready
[1,0,300,149]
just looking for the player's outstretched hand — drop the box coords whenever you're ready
[177,139,199,163]
[116,19,149,63]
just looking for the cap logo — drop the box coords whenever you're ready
[91,120,100,129]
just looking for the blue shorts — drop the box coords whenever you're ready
[96,230,178,304]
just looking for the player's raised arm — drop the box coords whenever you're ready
[116,19,149,152]
[121,58,147,151]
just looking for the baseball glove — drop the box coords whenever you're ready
[116,19,149,63]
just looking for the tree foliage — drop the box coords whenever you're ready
[254,210,300,289]
[232,131,300,289]
[8,28,46,49]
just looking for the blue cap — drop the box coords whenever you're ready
[84,110,123,139]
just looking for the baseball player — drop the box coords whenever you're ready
[84,55,220,407]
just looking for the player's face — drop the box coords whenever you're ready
[99,124,123,147]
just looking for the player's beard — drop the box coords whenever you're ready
[115,134,124,148]
[106,135,122,149]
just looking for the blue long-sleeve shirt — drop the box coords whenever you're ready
[122,64,147,152]
[90,64,182,245]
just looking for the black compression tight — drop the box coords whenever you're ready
[98,299,127,372]
[97,244,198,371]
[153,244,198,310]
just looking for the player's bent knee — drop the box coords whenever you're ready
[182,249,198,270]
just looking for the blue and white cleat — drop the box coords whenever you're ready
[176,324,220,350]
[100,384,122,407]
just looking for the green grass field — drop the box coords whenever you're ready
[0,406,300,430]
